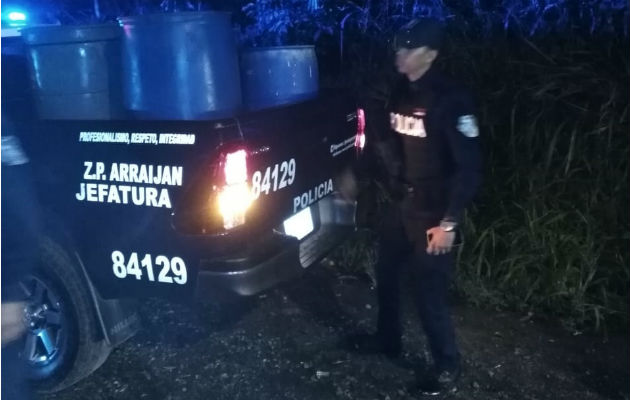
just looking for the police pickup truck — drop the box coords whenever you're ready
[11,94,365,391]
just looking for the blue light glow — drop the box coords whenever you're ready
[7,11,26,21]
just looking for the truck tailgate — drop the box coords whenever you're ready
[237,94,360,234]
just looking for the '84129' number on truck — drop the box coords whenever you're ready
[251,158,296,199]
[112,251,188,285]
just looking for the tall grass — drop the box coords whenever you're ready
[444,35,629,332]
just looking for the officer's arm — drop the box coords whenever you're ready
[442,91,482,224]
[363,81,404,191]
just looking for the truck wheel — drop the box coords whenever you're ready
[19,238,111,393]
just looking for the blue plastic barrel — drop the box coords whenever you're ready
[118,12,242,120]
[21,24,124,120]
[240,46,319,111]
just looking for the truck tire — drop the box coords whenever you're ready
[20,237,111,393]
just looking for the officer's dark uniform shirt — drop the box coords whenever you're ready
[387,66,482,222]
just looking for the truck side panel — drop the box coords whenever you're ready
[20,94,360,300]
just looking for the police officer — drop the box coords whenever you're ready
[2,113,38,400]
[346,18,482,396]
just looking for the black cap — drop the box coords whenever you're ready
[394,18,444,51]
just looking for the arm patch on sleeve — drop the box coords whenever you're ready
[456,115,479,138]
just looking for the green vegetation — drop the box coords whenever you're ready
[448,35,628,332]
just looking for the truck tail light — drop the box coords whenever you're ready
[217,149,252,230]
[355,108,366,150]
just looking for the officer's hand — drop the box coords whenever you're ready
[2,301,27,347]
[337,167,358,202]
[426,227,456,255]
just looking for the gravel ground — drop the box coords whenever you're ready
[41,265,628,400]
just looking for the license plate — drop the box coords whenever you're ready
[283,207,314,240]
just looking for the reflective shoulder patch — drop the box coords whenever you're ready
[1,136,29,166]
[456,115,479,138]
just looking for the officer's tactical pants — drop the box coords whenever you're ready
[375,202,460,372]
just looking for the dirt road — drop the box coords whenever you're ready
[41,265,628,400]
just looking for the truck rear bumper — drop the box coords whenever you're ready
[194,195,355,300]
[195,236,301,300]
